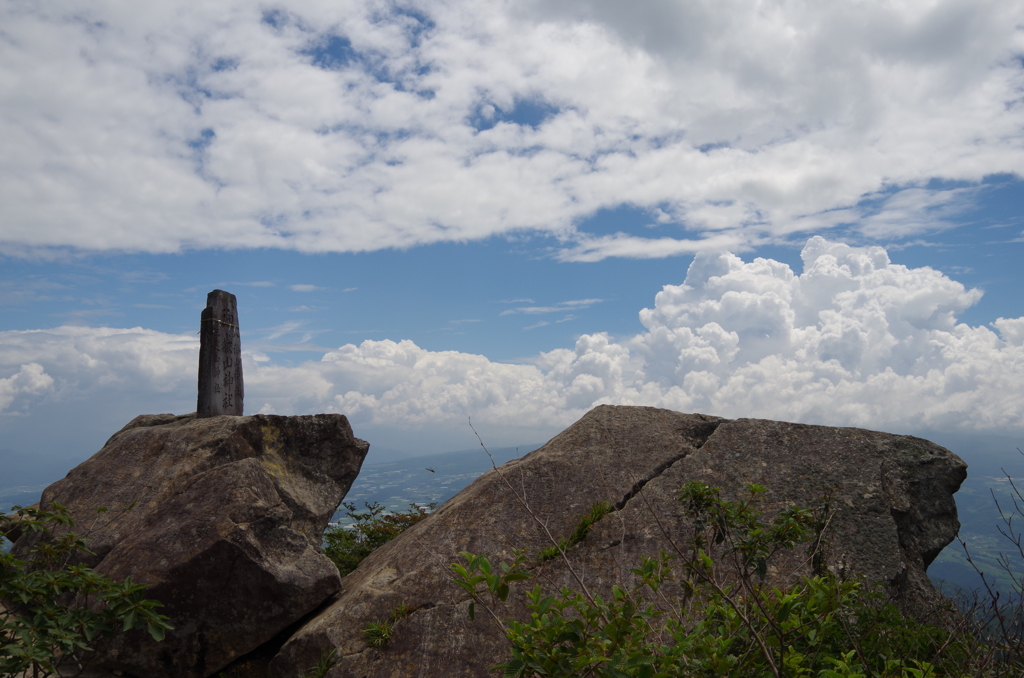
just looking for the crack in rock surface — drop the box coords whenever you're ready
[269,406,966,678]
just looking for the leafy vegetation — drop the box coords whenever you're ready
[361,605,408,649]
[453,480,1024,678]
[362,602,416,649]
[323,501,436,577]
[300,649,337,678]
[1,503,172,678]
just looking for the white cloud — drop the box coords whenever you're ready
[0,327,198,403]
[264,321,306,341]
[289,284,322,292]
[0,363,54,413]
[0,1,1021,259]
[500,298,603,315]
[4,238,1024,452]
[560,299,604,308]
[555,233,753,263]
[993,317,1024,347]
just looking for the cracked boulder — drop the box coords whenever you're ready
[11,413,368,678]
[269,405,966,678]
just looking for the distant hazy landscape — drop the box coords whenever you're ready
[331,444,539,523]
[0,446,78,516]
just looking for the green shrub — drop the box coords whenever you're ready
[363,620,393,648]
[362,601,416,649]
[1,503,172,678]
[323,502,435,576]
[301,649,337,678]
[452,481,993,678]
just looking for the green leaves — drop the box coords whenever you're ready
[452,549,531,608]
[453,546,672,678]
[300,649,337,678]
[323,501,435,577]
[451,480,988,678]
[1,504,172,678]
[363,620,393,648]
[496,582,669,678]
[360,601,418,650]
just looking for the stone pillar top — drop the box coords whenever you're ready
[197,289,244,417]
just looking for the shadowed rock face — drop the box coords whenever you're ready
[269,405,966,678]
[12,413,368,678]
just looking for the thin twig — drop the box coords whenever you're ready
[469,417,605,618]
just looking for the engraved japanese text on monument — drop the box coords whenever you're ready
[197,289,244,417]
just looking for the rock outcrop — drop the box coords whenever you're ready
[12,413,368,678]
[270,405,967,678]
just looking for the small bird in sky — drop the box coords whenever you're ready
[426,467,435,473]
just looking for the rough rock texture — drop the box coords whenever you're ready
[269,405,966,678]
[12,413,368,678]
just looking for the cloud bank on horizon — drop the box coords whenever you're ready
[1,0,1022,260]
[3,238,1022,446]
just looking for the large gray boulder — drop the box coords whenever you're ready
[12,413,368,678]
[269,405,966,678]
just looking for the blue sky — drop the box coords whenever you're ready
[2,0,1024,485]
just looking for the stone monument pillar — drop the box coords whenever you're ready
[197,289,244,417]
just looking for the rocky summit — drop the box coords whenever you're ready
[11,412,368,678]
[5,405,968,678]
[270,405,967,678]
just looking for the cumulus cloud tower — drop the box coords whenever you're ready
[2,238,1023,447]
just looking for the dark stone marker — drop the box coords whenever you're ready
[197,289,244,417]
